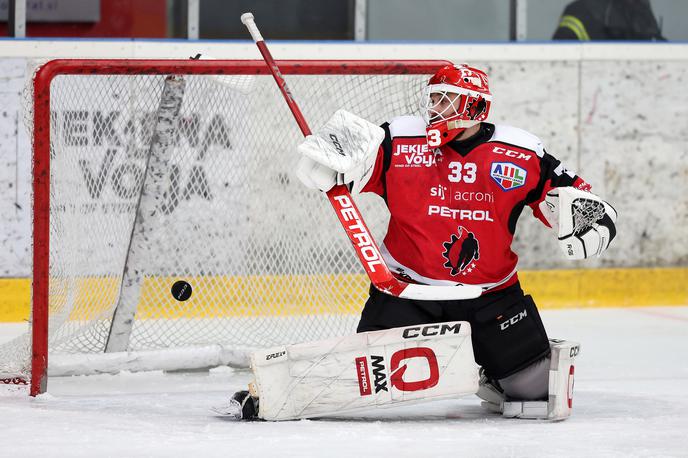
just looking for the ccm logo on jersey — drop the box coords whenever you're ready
[402,323,462,339]
[332,194,383,272]
[492,146,532,161]
[355,348,440,396]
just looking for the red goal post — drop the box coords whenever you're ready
[10,59,451,396]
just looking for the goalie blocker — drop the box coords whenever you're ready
[226,321,479,421]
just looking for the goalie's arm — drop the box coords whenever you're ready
[526,148,589,227]
[521,149,617,260]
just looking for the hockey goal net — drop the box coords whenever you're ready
[0,59,448,395]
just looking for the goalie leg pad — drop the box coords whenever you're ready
[546,339,580,420]
[251,321,479,421]
[500,339,580,421]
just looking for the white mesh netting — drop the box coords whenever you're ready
[571,198,607,235]
[0,61,437,380]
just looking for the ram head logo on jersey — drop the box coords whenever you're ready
[441,226,480,276]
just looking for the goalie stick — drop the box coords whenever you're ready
[240,13,482,301]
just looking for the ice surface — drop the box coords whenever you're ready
[2,306,687,458]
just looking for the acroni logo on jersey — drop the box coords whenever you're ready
[490,162,527,191]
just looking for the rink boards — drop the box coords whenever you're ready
[1,266,686,322]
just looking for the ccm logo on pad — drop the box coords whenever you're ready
[402,323,462,339]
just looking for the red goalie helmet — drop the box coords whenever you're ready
[421,64,492,147]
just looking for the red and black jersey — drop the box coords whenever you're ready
[361,116,589,292]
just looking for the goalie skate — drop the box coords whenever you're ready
[211,390,260,421]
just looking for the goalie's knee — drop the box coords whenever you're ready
[481,339,580,421]
[500,353,550,400]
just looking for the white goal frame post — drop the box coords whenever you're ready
[20,58,452,396]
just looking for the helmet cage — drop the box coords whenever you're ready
[421,83,492,128]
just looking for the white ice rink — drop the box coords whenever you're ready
[2,306,687,458]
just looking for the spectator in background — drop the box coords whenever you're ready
[553,0,666,41]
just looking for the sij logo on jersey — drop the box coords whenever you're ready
[441,226,480,276]
[490,162,527,191]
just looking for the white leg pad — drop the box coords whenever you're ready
[501,339,580,420]
[503,400,548,418]
[546,339,580,420]
[251,321,479,421]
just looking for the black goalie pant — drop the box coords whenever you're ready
[357,281,550,380]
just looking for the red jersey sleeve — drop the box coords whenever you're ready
[360,122,393,198]
[527,149,591,228]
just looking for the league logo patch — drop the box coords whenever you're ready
[442,226,480,276]
[490,162,527,191]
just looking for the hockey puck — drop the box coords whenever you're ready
[171,280,192,301]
